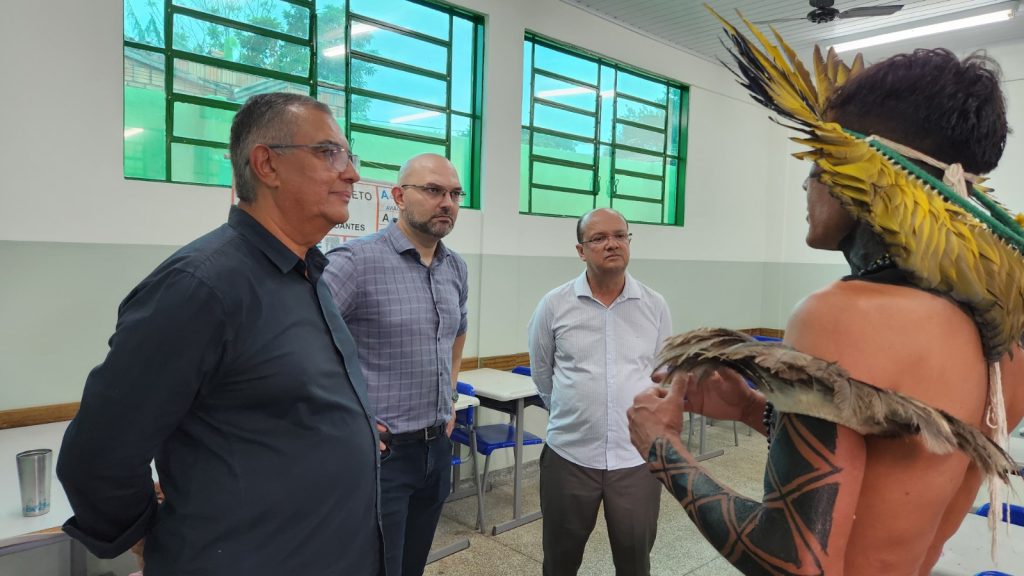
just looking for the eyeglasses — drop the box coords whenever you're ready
[400,184,466,203]
[266,143,359,172]
[579,233,632,247]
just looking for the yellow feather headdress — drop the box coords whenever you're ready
[708,7,1024,363]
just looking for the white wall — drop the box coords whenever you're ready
[2,0,1023,410]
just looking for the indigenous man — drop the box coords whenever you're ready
[628,18,1024,576]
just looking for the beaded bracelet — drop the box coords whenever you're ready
[763,401,775,448]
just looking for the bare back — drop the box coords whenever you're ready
[786,279,1024,575]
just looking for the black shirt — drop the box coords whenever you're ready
[57,206,382,576]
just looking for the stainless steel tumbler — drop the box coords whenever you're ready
[16,449,52,517]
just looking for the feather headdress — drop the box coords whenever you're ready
[708,7,1024,364]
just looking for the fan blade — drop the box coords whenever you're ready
[838,5,903,18]
[751,16,809,25]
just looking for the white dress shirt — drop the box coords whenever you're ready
[528,271,672,470]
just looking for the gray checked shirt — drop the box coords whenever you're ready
[324,223,469,434]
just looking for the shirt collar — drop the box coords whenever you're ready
[228,205,323,276]
[573,270,640,302]
[383,220,450,263]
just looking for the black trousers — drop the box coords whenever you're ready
[540,445,662,576]
[379,432,452,576]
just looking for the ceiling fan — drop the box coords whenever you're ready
[754,0,904,25]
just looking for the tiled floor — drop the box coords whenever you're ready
[426,422,765,576]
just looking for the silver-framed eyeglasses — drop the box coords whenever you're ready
[401,184,467,203]
[266,143,359,172]
[580,232,632,247]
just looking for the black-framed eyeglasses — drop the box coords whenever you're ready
[266,143,359,172]
[401,184,466,203]
[579,232,632,247]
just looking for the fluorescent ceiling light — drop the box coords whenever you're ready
[352,23,377,36]
[832,8,1015,53]
[124,127,144,138]
[389,111,442,124]
[323,45,345,57]
[323,23,377,58]
[537,87,594,98]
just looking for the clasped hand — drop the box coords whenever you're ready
[627,367,758,458]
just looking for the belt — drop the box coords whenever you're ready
[388,425,445,444]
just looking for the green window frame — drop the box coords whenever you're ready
[521,33,688,225]
[123,0,484,208]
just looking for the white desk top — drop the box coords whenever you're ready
[933,513,1024,575]
[453,394,480,412]
[0,422,72,543]
[458,369,539,402]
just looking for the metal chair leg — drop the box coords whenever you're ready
[482,452,492,493]
[470,431,484,533]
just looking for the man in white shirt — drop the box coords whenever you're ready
[528,207,672,576]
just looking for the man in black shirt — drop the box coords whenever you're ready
[57,93,383,575]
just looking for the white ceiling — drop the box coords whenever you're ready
[559,0,1024,64]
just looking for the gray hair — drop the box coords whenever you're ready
[229,92,332,202]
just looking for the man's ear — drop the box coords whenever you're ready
[392,185,406,210]
[576,243,586,261]
[249,145,281,189]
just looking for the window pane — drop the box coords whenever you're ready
[173,102,234,144]
[614,148,663,177]
[522,42,533,127]
[616,97,665,130]
[599,66,615,143]
[451,114,472,206]
[533,161,593,191]
[350,58,446,107]
[451,18,474,114]
[534,43,597,86]
[317,87,347,130]
[532,133,594,165]
[664,158,679,224]
[171,143,231,185]
[352,95,446,140]
[174,59,308,104]
[351,129,445,174]
[350,0,450,40]
[535,73,597,113]
[172,13,310,76]
[172,0,310,39]
[613,198,662,223]
[520,128,531,212]
[360,165,399,184]
[317,1,347,86]
[597,144,612,199]
[532,189,594,216]
[125,0,164,47]
[614,174,662,200]
[668,86,682,157]
[352,23,448,75]
[615,122,664,153]
[125,49,167,180]
[533,103,595,139]
[616,69,667,105]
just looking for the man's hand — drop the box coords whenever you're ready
[628,374,689,459]
[654,367,761,423]
[446,411,456,437]
[376,421,389,452]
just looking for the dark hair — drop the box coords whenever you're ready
[825,49,1008,174]
[229,92,332,202]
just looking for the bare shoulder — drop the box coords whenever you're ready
[785,280,986,407]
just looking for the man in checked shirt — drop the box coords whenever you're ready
[323,153,468,576]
